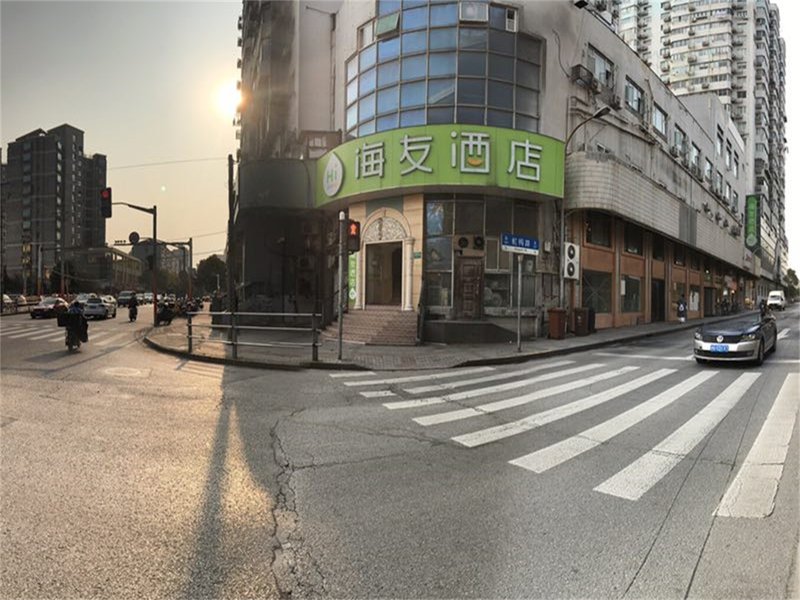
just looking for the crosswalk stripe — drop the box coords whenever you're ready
[360,390,397,398]
[404,360,575,395]
[454,368,676,448]
[343,366,494,387]
[595,352,692,361]
[25,330,66,341]
[594,371,761,501]
[413,366,639,427]
[384,363,605,411]
[715,373,799,518]
[777,328,790,340]
[509,370,718,473]
[96,332,131,347]
[7,328,57,339]
[329,371,376,378]
[0,325,32,335]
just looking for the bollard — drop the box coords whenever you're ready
[311,314,319,362]
[187,313,193,354]
[231,312,238,359]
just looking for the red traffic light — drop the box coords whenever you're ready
[100,187,112,218]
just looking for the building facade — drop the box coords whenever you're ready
[235,0,758,343]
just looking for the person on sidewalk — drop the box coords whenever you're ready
[677,294,687,323]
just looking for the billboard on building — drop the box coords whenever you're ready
[744,194,760,252]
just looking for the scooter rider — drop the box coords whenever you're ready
[66,300,89,347]
[128,293,139,322]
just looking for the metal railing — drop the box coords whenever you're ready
[187,311,319,361]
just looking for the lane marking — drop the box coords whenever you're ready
[510,370,717,473]
[343,366,494,387]
[594,372,761,501]
[595,352,693,361]
[715,373,799,518]
[413,366,639,427]
[404,360,575,395]
[25,330,68,341]
[7,327,59,339]
[360,390,396,398]
[777,328,790,340]
[454,368,676,448]
[0,325,33,335]
[329,371,376,378]
[772,359,800,364]
[384,363,605,411]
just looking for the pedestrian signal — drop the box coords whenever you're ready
[347,220,361,253]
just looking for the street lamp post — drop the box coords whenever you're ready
[113,202,158,325]
[559,105,612,310]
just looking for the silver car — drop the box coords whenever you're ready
[83,296,117,320]
[693,313,778,365]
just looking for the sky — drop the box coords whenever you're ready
[1,0,798,273]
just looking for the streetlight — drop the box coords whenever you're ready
[559,105,612,310]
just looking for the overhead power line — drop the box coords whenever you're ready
[108,157,228,171]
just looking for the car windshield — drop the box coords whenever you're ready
[43,298,58,305]
[87,298,102,304]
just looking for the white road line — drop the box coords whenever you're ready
[454,368,676,448]
[772,360,800,364]
[715,373,799,518]
[777,328,790,340]
[0,325,32,335]
[7,328,58,339]
[384,363,605,411]
[23,329,66,341]
[594,372,761,501]
[360,390,396,398]
[343,366,494,387]
[96,332,131,347]
[413,366,639,427]
[595,352,693,361]
[404,360,575,395]
[510,370,718,473]
[329,371,376,378]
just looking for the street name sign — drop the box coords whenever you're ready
[501,232,540,256]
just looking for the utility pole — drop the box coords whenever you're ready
[337,210,346,361]
[227,154,235,312]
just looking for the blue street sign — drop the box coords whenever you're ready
[501,232,540,256]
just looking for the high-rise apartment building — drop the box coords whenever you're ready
[613,0,787,294]
[1,124,107,293]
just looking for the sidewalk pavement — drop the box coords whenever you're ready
[142,310,759,372]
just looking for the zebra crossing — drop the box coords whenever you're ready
[330,358,799,512]
[171,358,227,379]
[0,321,134,348]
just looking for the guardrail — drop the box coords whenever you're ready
[187,311,320,362]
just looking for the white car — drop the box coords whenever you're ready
[83,296,117,319]
[766,290,786,311]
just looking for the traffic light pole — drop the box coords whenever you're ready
[113,202,158,325]
[338,211,346,361]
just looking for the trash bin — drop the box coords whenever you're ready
[587,307,596,333]
[573,307,589,336]
[548,308,567,340]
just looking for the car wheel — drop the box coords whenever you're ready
[695,357,707,365]
[754,340,765,366]
[769,336,777,354]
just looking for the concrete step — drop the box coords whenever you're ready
[322,308,418,345]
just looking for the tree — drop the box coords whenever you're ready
[196,254,227,294]
[784,268,799,301]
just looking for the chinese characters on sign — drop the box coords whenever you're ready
[501,233,540,256]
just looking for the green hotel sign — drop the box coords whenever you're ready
[744,194,761,251]
[316,125,565,206]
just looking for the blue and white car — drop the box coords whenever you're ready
[694,313,777,366]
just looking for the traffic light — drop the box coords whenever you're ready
[347,219,361,253]
[100,187,112,218]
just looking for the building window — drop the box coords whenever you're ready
[704,158,712,180]
[716,127,723,156]
[621,276,641,313]
[624,78,644,115]
[691,143,700,168]
[652,104,667,137]
[585,211,612,248]
[624,222,643,255]
[673,244,685,266]
[725,141,732,169]
[714,170,722,194]
[652,235,664,261]
[673,126,686,154]
[358,22,375,48]
[733,154,739,178]
[732,191,739,214]
[724,182,731,203]
[582,270,612,314]
[588,45,614,88]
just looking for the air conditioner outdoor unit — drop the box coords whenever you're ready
[570,64,595,88]
[670,146,680,157]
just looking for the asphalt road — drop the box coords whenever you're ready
[1,307,798,598]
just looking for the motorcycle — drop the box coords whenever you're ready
[155,302,174,326]
[65,325,81,351]
[129,303,138,322]
[59,312,87,352]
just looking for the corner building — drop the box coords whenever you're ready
[235,0,755,343]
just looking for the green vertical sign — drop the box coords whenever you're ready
[744,194,760,251]
[348,253,358,308]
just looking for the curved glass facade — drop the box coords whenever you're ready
[345,1,541,138]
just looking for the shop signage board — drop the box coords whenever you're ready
[348,253,357,308]
[317,125,565,206]
[501,232,540,256]
[744,194,761,251]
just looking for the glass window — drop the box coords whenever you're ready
[400,108,425,127]
[459,28,487,51]
[426,271,452,306]
[704,158,712,179]
[488,81,513,109]
[517,36,541,63]
[716,129,723,156]
[402,6,428,30]
[359,120,376,136]
[582,270,612,313]
[652,235,664,261]
[487,109,513,127]
[691,143,701,167]
[430,3,457,26]
[428,106,454,123]
[489,30,514,54]
[484,273,510,308]
[459,1,489,22]
[377,86,399,113]
[588,45,614,87]
[347,79,359,105]
[673,244,685,266]
[516,60,539,89]
[733,155,739,178]
[359,93,376,121]
[514,201,537,237]
[515,87,538,116]
[425,237,453,270]
[457,78,485,104]
[625,78,644,115]
[456,106,485,124]
[622,276,642,313]
[489,5,507,30]
[378,0,401,16]
[346,104,358,129]
[377,113,399,131]
[458,52,485,77]
[456,202,484,234]
[426,201,454,235]
[359,67,377,95]
[346,57,358,82]
[428,78,455,105]
[402,30,427,54]
[516,115,538,133]
[429,52,456,76]
[624,222,643,255]
[488,53,514,81]
[732,191,739,213]
[485,198,511,235]
[377,60,400,86]
[586,211,611,247]
[400,81,426,107]
[375,12,400,36]
[359,44,377,70]
[378,37,400,62]
[725,142,732,169]
[652,104,667,136]
[430,27,457,50]
[358,22,375,49]
[673,127,685,153]
[402,55,427,79]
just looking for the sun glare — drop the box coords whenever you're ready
[216,81,241,118]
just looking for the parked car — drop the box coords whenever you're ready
[766,290,786,311]
[694,312,778,366]
[117,290,136,307]
[10,294,27,307]
[2,294,14,313]
[30,297,69,319]
[83,296,117,319]
[143,292,154,304]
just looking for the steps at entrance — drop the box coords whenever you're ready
[324,307,418,346]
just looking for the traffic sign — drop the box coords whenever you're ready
[501,232,540,256]
[129,231,140,245]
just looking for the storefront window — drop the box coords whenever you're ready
[624,222,643,255]
[673,244,685,266]
[652,235,664,261]
[582,270,612,313]
[426,271,452,307]
[585,211,612,248]
[621,276,641,313]
[424,236,452,270]
[426,201,453,235]
[485,198,511,235]
[455,202,484,234]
